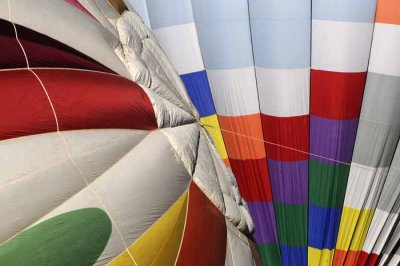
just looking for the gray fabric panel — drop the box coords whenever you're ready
[352,119,400,167]
[360,73,400,125]
[377,140,400,212]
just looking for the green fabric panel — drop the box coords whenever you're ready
[258,243,282,266]
[274,203,307,246]
[0,208,112,266]
[309,160,350,207]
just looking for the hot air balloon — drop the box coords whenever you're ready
[127,0,400,265]
[0,0,258,265]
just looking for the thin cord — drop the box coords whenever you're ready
[202,123,375,172]
[5,1,137,264]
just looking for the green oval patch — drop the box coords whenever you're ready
[0,208,112,266]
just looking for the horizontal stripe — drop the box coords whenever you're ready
[280,246,307,266]
[308,247,334,266]
[375,0,400,25]
[199,115,228,160]
[360,73,400,124]
[312,0,377,23]
[192,0,253,69]
[229,158,272,202]
[268,160,308,204]
[309,116,359,164]
[250,6,310,69]
[311,19,374,72]
[309,160,350,207]
[311,70,366,119]
[258,243,282,266]
[262,114,309,161]
[247,201,279,244]
[181,71,216,117]
[308,204,342,249]
[344,165,388,208]
[368,23,400,76]
[207,68,259,116]
[352,120,400,167]
[257,68,309,117]
[146,0,194,29]
[274,203,307,246]
[153,23,204,75]
[218,114,266,160]
[0,69,157,140]
[335,207,374,250]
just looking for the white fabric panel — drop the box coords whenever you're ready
[162,123,200,176]
[370,212,398,255]
[207,67,260,116]
[256,67,309,117]
[0,129,148,243]
[344,165,388,209]
[362,209,390,252]
[153,23,205,75]
[225,220,254,266]
[312,19,374,72]
[193,131,226,212]
[33,131,191,265]
[0,0,130,78]
[368,23,400,77]
[78,0,120,37]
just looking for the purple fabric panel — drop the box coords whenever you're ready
[268,159,308,204]
[247,201,279,244]
[310,115,358,165]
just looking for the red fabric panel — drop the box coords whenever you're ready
[0,18,110,72]
[366,253,380,266]
[311,70,367,119]
[176,182,227,266]
[230,158,273,202]
[0,70,55,140]
[261,114,309,161]
[0,69,157,140]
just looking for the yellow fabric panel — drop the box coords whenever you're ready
[200,115,228,160]
[349,208,374,251]
[335,207,361,250]
[308,247,334,266]
[109,190,188,266]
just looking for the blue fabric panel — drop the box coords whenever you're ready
[312,0,377,23]
[280,246,307,266]
[308,204,342,250]
[192,0,254,69]
[146,0,194,29]
[249,0,311,68]
[181,71,216,117]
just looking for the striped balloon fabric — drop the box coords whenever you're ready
[0,0,258,265]
[129,0,400,265]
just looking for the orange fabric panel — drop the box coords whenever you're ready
[333,250,347,266]
[218,114,266,160]
[176,182,227,266]
[375,0,400,25]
